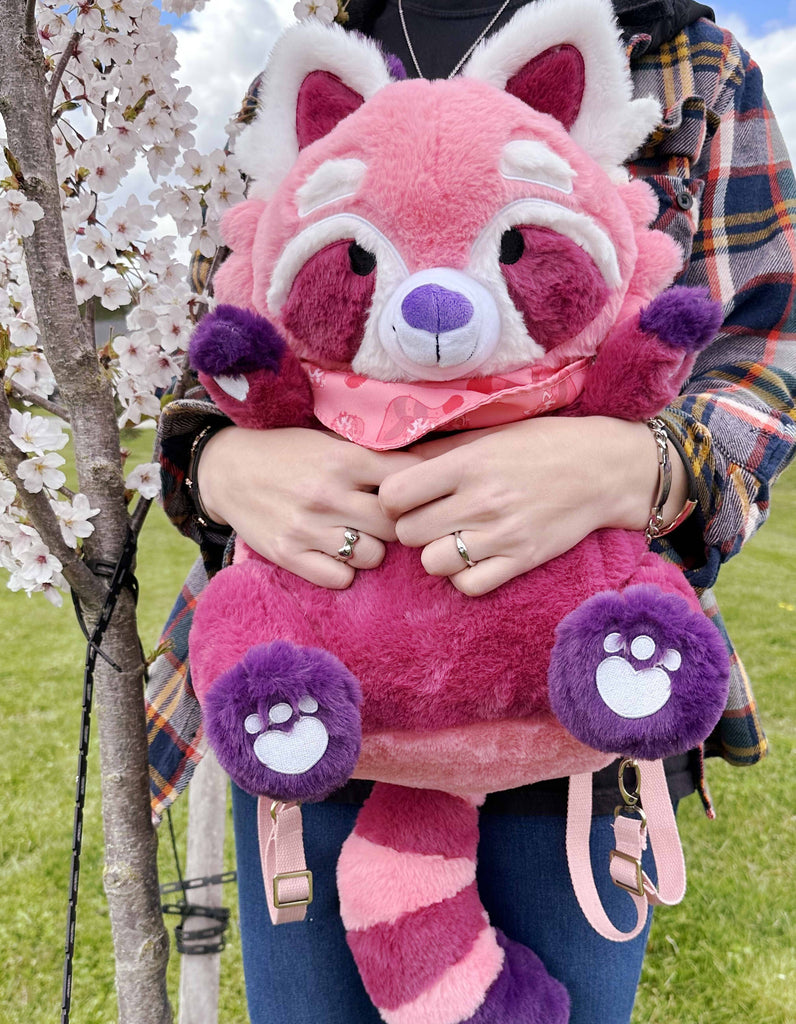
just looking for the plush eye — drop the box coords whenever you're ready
[349,242,377,276]
[499,228,524,265]
[281,238,377,365]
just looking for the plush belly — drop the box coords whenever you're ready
[235,527,652,734]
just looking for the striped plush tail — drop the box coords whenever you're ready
[337,783,570,1024]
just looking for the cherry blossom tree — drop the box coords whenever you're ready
[0,2,244,1020]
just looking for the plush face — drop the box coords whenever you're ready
[213,0,681,384]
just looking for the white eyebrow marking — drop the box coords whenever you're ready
[296,158,368,217]
[500,140,575,193]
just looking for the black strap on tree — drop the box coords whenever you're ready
[160,807,236,955]
[61,527,139,1024]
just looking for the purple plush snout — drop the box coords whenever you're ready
[401,284,474,335]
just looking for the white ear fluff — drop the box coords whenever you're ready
[237,22,393,201]
[461,0,661,177]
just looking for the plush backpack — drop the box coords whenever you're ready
[187,1,730,1020]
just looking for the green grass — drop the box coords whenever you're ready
[1,429,794,1023]
[633,466,796,1024]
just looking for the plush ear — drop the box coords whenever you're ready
[462,0,661,178]
[506,45,585,132]
[236,22,393,201]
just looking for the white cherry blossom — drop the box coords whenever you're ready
[9,409,69,456]
[126,462,161,500]
[52,493,100,547]
[113,333,150,375]
[16,452,67,494]
[0,192,45,238]
[78,226,117,267]
[71,256,105,304]
[0,478,16,514]
[294,0,339,24]
[99,274,132,311]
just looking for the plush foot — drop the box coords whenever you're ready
[548,584,729,760]
[463,931,569,1024]
[203,640,362,801]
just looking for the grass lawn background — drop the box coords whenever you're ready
[1,427,793,1023]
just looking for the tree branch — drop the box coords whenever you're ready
[47,30,81,114]
[9,380,70,421]
[24,0,36,41]
[129,494,152,539]
[0,385,104,603]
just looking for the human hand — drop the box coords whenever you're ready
[197,426,421,588]
[378,416,690,596]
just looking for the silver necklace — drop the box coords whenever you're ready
[398,0,514,80]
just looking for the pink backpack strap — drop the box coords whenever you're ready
[566,758,686,942]
[257,798,313,924]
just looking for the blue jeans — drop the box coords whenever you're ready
[231,784,657,1024]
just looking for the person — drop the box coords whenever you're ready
[149,1,796,1021]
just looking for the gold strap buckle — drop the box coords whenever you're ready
[273,869,313,909]
[610,849,645,898]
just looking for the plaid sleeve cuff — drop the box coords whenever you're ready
[157,394,234,568]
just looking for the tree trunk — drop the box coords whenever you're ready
[178,751,228,1024]
[0,7,172,1022]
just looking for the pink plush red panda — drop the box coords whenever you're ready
[187,0,730,1020]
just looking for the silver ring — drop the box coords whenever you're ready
[454,530,477,568]
[336,528,360,561]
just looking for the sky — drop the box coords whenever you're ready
[168,1,796,165]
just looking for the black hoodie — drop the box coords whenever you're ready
[344,0,715,65]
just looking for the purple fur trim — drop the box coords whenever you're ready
[465,931,569,1024]
[203,641,362,801]
[385,52,408,80]
[638,287,723,353]
[548,585,729,761]
[189,304,286,377]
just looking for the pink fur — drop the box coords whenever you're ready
[338,834,476,930]
[354,786,478,858]
[380,926,503,1024]
[354,716,614,793]
[566,312,697,419]
[188,15,729,1023]
[502,227,609,350]
[250,79,645,338]
[213,199,267,310]
[348,882,488,1008]
[281,238,375,365]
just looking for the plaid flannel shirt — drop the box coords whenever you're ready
[147,18,795,822]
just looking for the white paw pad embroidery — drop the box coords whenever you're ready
[244,695,329,774]
[596,633,681,719]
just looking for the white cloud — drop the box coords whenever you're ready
[173,0,291,154]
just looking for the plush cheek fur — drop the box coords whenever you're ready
[502,227,609,351]
[280,238,375,365]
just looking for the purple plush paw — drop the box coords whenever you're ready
[203,640,362,801]
[189,304,286,395]
[548,584,729,760]
[638,286,723,353]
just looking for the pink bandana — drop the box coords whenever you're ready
[302,358,591,450]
